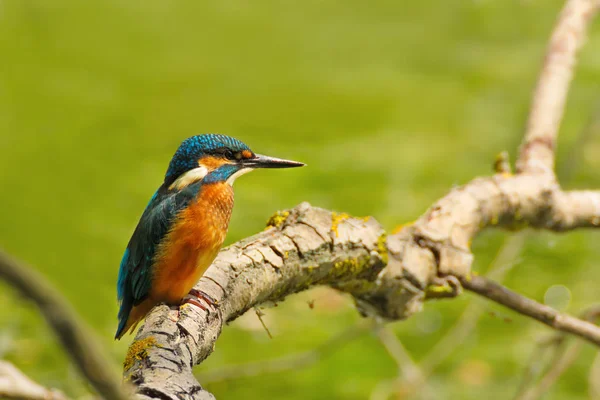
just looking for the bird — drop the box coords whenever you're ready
[115,134,304,339]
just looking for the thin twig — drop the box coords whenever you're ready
[0,250,129,400]
[589,351,600,399]
[461,275,600,347]
[253,307,273,339]
[125,1,600,397]
[513,306,600,400]
[515,341,581,400]
[384,233,526,399]
[511,99,600,398]
[393,97,596,397]
[195,319,374,384]
[424,234,526,373]
[512,336,564,400]
[374,325,422,383]
[373,324,438,400]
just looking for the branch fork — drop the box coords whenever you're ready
[1,1,600,399]
[121,1,600,398]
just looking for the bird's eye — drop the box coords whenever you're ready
[214,148,236,160]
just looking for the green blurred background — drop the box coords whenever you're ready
[2,0,600,398]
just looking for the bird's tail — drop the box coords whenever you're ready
[115,296,133,340]
[115,298,153,340]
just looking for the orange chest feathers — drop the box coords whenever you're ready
[151,182,234,302]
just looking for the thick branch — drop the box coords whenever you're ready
[125,181,600,398]
[517,0,600,173]
[123,0,600,398]
[0,251,129,400]
[125,204,387,400]
[381,175,600,301]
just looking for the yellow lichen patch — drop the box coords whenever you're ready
[123,337,159,372]
[333,257,366,276]
[331,212,350,237]
[392,221,414,234]
[425,278,462,299]
[377,233,389,265]
[336,279,377,295]
[425,283,455,297]
[266,210,290,229]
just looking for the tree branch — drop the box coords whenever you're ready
[0,251,129,400]
[125,205,388,399]
[460,275,600,347]
[517,0,600,173]
[385,233,527,399]
[125,177,600,399]
[0,361,68,400]
[196,320,372,385]
[514,306,600,400]
[589,351,600,399]
[122,0,600,398]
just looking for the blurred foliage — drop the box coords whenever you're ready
[1,0,600,399]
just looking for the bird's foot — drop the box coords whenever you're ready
[182,297,207,311]
[182,288,218,311]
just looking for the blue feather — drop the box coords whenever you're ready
[116,134,254,338]
[115,181,204,338]
[117,248,129,300]
[203,164,240,184]
[165,134,250,182]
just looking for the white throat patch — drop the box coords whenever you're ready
[226,167,253,186]
[169,166,209,190]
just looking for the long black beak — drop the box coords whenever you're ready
[243,154,305,169]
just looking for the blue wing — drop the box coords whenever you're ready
[115,181,203,338]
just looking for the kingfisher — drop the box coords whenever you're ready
[115,134,304,339]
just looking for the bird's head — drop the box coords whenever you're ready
[164,134,304,190]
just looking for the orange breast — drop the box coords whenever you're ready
[150,182,234,303]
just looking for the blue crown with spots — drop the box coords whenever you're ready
[165,134,251,180]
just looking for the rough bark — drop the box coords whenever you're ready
[124,180,600,400]
[122,0,600,398]
[517,0,600,173]
[125,205,388,400]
